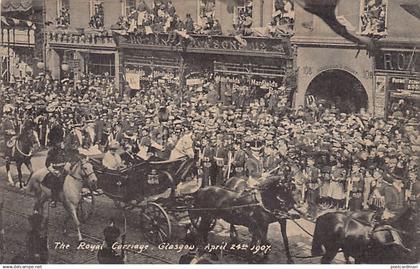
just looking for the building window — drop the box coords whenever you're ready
[89,0,105,29]
[86,53,115,77]
[234,0,253,30]
[123,0,137,17]
[360,0,387,36]
[272,0,294,25]
[198,0,216,29]
[56,0,70,27]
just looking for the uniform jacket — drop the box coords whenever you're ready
[45,147,67,172]
[245,154,263,179]
[382,184,405,213]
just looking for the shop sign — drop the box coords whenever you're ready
[214,75,241,84]
[250,78,279,88]
[374,76,387,117]
[390,77,420,92]
[119,33,289,55]
[186,78,203,86]
[376,50,420,72]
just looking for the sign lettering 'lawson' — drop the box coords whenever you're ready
[118,33,289,55]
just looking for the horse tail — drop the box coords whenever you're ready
[311,216,326,256]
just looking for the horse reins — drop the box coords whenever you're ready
[15,139,33,158]
[68,160,95,182]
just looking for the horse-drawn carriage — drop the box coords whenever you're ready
[90,154,201,245]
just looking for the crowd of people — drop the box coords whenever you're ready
[112,0,294,38]
[0,70,419,220]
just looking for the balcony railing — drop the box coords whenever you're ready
[47,29,115,47]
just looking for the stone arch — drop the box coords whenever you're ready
[304,69,370,114]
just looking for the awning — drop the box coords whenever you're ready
[1,16,35,29]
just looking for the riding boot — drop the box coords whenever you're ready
[51,187,59,208]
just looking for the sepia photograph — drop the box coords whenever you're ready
[0,0,419,266]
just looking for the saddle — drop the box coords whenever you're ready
[41,172,64,192]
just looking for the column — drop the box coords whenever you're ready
[48,49,61,80]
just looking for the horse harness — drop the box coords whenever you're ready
[67,160,95,182]
[6,135,33,158]
[345,213,410,251]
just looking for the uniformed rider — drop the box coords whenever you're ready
[44,138,67,207]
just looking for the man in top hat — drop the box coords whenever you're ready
[381,173,406,220]
[244,140,264,184]
[97,218,125,264]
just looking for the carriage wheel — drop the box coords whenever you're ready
[140,202,172,245]
[188,209,216,231]
[77,188,95,223]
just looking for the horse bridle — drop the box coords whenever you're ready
[68,159,95,182]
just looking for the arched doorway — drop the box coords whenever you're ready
[305,69,369,114]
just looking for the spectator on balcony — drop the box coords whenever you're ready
[89,2,105,30]
[185,14,195,33]
[56,8,70,28]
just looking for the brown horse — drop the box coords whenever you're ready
[27,156,98,242]
[5,121,38,188]
[311,207,419,264]
[191,176,298,263]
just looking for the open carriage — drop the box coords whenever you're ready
[90,154,202,245]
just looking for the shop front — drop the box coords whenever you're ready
[374,47,420,118]
[116,32,294,104]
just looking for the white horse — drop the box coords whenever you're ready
[169,132,195,160]
[27,157,98,242]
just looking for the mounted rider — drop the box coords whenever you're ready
[2,109,18,156]
[2,109,19,185]
[44,125,67,207]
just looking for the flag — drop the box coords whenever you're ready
[401,3,420,20]
[234,35,247,47]
[294,0,367,45]
[145,26,153,35]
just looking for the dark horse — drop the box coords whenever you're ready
[191,175,298,263]
[311,207,419,264]
[5,120,38,188]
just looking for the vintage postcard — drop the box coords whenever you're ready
[0,0,418,266]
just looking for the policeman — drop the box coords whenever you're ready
[44,134,67,207]
[231,139,246,178]
[200,136,214,187]
[97,219,125,264]
[381,173,406,221]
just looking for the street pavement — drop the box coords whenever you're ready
[0,151,344,264]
